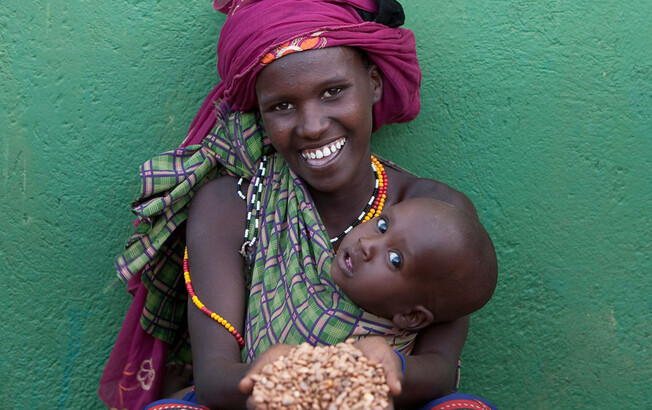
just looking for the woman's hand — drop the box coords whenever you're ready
[238,343,295,399]
[240,340,398,410]
[353,337,403,398]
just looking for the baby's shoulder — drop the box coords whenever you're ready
[389,168,478,217]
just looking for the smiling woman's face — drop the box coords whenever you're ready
[255,47,382,194]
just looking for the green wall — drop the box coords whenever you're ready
[1,1,649,408]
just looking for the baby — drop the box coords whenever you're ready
[330,197,498,331]
[246,198,497,409]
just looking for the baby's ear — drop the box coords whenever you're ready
[392,306,434,331]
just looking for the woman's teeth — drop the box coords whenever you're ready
[301,138,346,160]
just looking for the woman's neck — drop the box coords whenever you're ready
[308,160,376,244]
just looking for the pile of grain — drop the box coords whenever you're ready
[251,339,390,409]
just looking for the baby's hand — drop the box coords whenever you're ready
[353,337,403,398]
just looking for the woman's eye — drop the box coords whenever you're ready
[323,87,342,98]
[273,102,293,111]
[376,218,388,233]
[389,251,402,269]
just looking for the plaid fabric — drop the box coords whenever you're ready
[114,107,416,362]
[115,109,271,358]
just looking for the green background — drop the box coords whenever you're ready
[1,1,650,408]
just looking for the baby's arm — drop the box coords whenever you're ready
[185,175,251,408]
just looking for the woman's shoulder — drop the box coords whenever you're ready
[189,174,248,223]
[194,173,242,199]
[386,166,478,218]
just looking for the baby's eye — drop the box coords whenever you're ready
[323,87,342,98]
[273,102,294,111]
[389,251,402,269]
[376,217,388,233]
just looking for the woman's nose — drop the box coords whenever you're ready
[296,103,328,139]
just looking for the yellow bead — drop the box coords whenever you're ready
[228,326,235,332]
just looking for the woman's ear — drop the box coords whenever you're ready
[392,305,434,330]
[369,65,383,104]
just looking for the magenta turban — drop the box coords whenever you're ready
[183,0,421,146]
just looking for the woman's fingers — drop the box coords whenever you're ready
[353,337,403,397]
[241,340,399,410]
[238,344,294,394]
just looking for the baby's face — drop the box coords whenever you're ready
[331,198,446,319]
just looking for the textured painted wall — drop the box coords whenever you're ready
[1,1,649,408]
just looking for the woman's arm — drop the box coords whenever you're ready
[407,177,479,218]
[186,175,251,408]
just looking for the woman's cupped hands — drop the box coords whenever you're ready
[239,337,402,410]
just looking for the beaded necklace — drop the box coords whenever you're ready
[237,155,387,247]
[329,155,387,243]
[237,155,267,260]
[183,247,246,348]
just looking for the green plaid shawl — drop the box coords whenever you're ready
[116,109,416,362]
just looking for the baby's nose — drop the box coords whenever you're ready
[358,236,378,261]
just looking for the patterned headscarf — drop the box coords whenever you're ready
[183,0,421,146]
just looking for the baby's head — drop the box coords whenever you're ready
[331,198,497,330]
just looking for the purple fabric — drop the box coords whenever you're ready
[420,393,499,410]
[182,0,421,146]
[143,389,208,410]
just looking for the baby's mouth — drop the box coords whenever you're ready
[300,137,346,161]
[339,250,354,277]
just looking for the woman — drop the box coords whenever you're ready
[100,1,497,409]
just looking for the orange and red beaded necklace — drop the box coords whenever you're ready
[329,155,387,243]
[183,247,246,348]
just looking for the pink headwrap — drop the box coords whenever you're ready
[183,0,421,146]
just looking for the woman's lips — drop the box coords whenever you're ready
[300,137,346,167]
[301,137,346,159]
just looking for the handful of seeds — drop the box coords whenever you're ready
[251,339,391,409]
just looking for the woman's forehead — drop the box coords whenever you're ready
[255,47,367,91]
